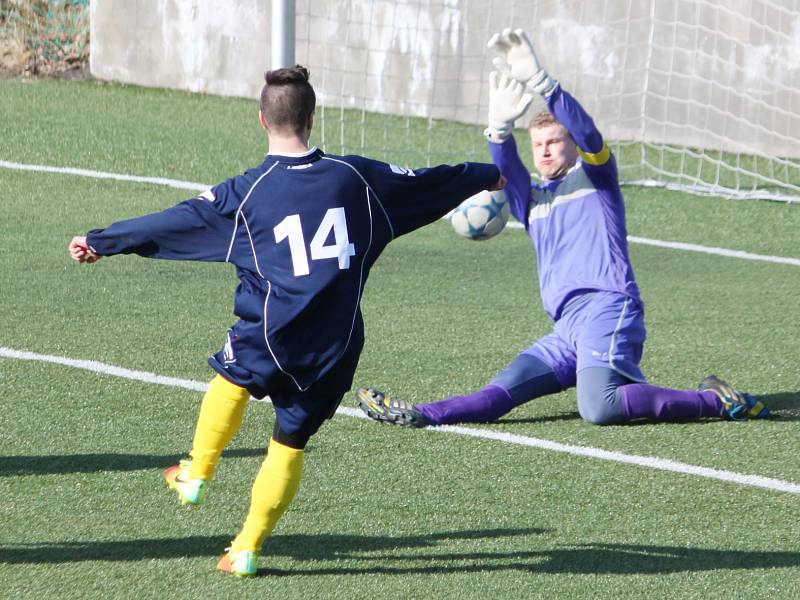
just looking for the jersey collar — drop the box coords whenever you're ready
[269,146,319,158]
[266,146,323,165]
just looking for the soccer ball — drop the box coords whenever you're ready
[449,189,510,240]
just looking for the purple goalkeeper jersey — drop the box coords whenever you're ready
[489,85,641,320]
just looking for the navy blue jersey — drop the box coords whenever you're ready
[87,147,499,397]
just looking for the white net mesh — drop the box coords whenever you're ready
[295,0,800,202]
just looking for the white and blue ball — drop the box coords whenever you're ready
[449,189,510,240]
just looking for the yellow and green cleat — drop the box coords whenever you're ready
[163,459,206,506]
[217,547,258,577]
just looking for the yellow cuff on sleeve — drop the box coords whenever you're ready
[577,143,611,166]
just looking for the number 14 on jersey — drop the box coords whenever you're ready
[274,207,356,276]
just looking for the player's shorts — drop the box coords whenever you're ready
[267,343,362,440]
[210,328,362,442]
[525,291,647,389]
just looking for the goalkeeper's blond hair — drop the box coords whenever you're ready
[528,110,575,144]
[528,110,561,131]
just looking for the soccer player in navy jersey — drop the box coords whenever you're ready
[357,28,768,429]
[68,65,503,577]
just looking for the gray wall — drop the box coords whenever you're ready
[91,0,800,159]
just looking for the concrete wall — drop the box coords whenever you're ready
[90,0,268,98]
[91,0,800,158]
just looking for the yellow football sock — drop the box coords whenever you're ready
[188,375,250,480]
[230,438,305,552]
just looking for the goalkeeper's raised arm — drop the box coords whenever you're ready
[487,27,612,176]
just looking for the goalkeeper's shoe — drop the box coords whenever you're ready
[216,548,258,577]
[356,387,431,428]
[163,459,206,506]
[699,375,769,421]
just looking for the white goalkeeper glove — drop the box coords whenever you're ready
[484,70,535,143]
[487,27,557,97]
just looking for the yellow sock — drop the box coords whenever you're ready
[188,375,250,480]
[230,438,305,552]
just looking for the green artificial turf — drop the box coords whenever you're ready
[1,78,798,599]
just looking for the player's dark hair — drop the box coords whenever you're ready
[260,65,316,136]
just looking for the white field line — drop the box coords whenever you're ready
[4,159,798,267]
[627,236,800,267]
[504,221,800,267]
[2,346,799,495]
[0,160,209,192]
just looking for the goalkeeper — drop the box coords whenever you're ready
[68,65,503,577]
[358,28,768,428]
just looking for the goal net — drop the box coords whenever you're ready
[294,0,800,202]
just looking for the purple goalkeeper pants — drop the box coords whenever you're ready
[414,292,722,425]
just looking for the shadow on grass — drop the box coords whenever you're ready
[2,531,799,578]
[758,391,800,421]
[266,542,800,577]
[488,412,720,427]
[0,447,266,476]
[0,528,544,564]
[499,411,582,425]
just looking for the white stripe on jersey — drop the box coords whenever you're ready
[321,156,395,240]
[341,185,375,361]
[262,280,306,390]
[240,214,264,279]
[225,162,280,264]
[528,187,595,223]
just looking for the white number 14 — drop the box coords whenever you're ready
[273,207,356,276]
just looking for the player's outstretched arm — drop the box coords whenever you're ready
[359,158,500,237]
[85,196,236,262]
[68,235,101,264]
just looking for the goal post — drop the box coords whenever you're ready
[271,0,295,69]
